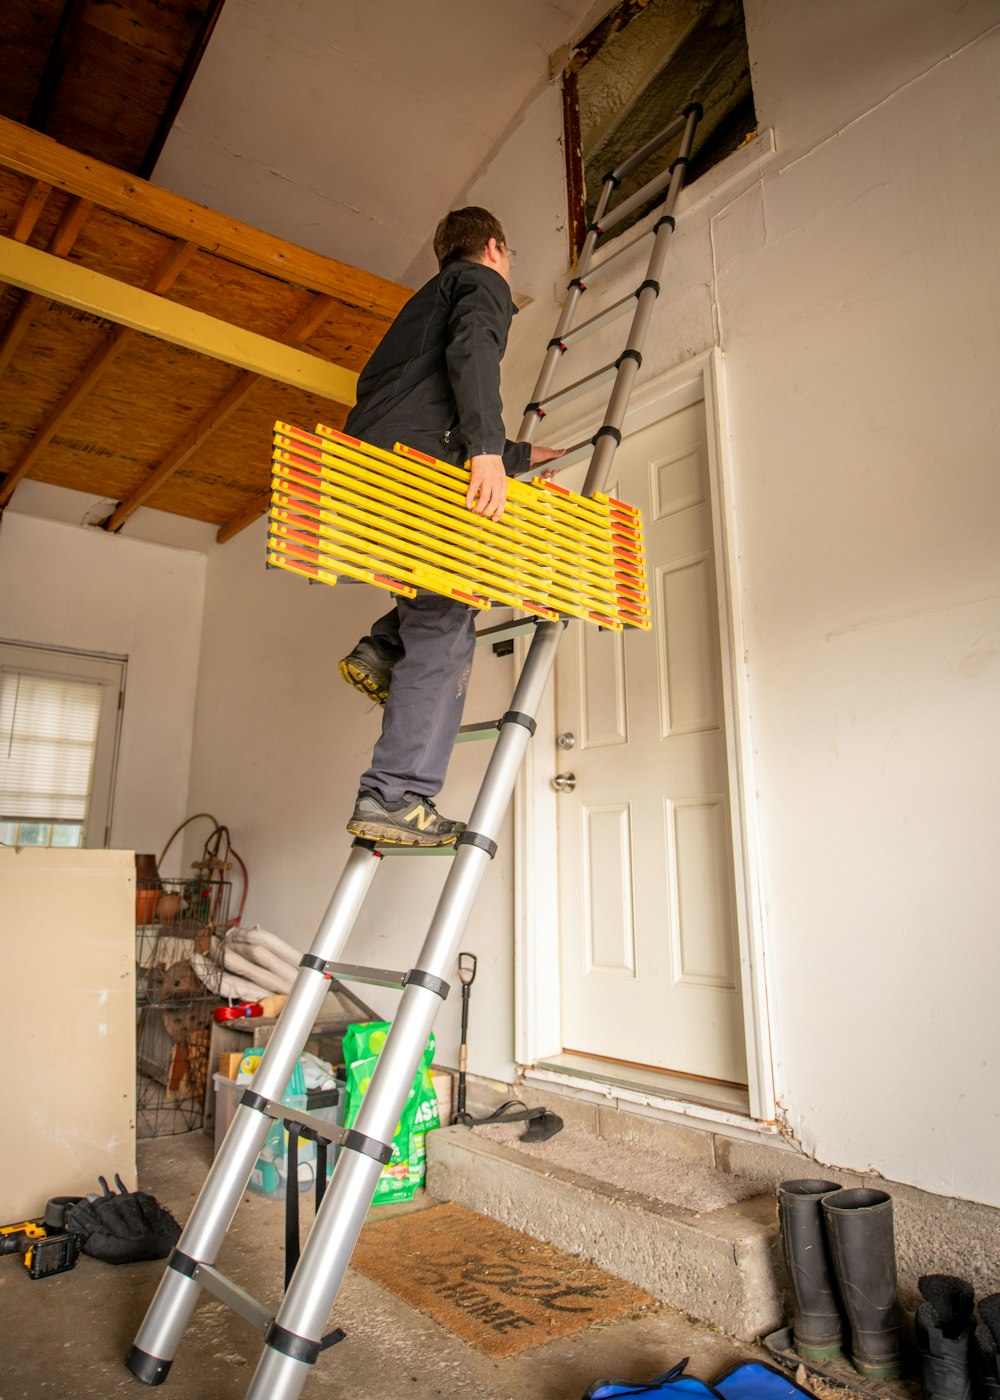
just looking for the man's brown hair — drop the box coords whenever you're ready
[433,207,506,268]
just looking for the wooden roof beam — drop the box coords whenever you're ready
[0,195,91,379]
[216,494,270,545]
[11,180,53,243]
[0,116,410,320]
[0,239,197,510]
[104,292,340,533]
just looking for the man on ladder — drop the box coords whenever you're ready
[337,206,563,848]
[125,105,700,1400]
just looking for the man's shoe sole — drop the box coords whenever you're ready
[346,817,463,847]
[338,657,389,706]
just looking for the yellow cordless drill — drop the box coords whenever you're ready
[0,1215,82,1279]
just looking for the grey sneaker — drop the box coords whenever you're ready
[338,637,399,706]
[347,790,466,847]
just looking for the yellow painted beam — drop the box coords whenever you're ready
[0,235,358,406]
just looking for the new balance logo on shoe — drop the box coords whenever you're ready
[403,801,438,832]
[347,789,466,848]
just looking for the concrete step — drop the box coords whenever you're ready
[425,1122,784,1343]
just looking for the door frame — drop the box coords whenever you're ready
[513,348,776,1124]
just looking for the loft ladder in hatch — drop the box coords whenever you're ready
[126,101,702,1400]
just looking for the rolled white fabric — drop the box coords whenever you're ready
[219,942,295,994]
[228,926,300,971]
[249,926,301,969]
[191,951,269,1003]
[235,941,298,989]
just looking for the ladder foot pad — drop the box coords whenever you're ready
[124,1346,172,1387]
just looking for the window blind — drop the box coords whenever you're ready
[0,669,103,822]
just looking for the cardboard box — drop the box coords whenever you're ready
[431,1069,454,1126]
[218,1051,244,1081]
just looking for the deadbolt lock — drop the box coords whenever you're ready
[557,732,576,750]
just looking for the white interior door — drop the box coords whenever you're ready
[555,402,747,1086]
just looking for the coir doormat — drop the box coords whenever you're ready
[351,1201,658,1358]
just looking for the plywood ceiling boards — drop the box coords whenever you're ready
[0,0,222,175]
[0,125,409,532]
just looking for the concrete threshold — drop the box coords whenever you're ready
[426,1124,783,1342]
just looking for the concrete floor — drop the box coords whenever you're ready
[0,1131,757,1400]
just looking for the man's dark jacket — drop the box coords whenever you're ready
[344,259,530,476]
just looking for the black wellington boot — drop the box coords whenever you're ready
[777,1179,845,1360]
[821,1187,902,1380]
[915,1274,974,1400]
[974,1295,1000,1400]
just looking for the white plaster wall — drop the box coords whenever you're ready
[0,507,207,867]
[451,0,1000,1201]
[183,518,520,1073]
[177,0,1000,1200]
[712,17,1000,1202]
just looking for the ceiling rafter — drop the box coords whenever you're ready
[0,238,198,510]
[0,117,408,320]
[11,181,53,245]
[0,194,91,379]
[0,122,406,533]
[216,494,270,545]
[105,292,340,534]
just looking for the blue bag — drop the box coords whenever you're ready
[583,1358,814,1400]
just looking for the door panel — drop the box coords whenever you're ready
[580,626,628,747]
[583,803,637,976]
[556,403,747,1084]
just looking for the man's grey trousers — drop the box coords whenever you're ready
[360,594,477,803]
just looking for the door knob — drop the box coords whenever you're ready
[552,772,577,792]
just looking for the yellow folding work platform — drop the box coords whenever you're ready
[266,421,651,631]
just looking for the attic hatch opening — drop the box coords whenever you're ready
[562,0,757,260]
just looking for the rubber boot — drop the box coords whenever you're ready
[777,1179,845,1360]
[974,1295,1000,1400]
[915,1274,974,1400]
[821,1187,902,1380]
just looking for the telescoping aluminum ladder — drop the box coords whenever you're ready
[126,100,702,1400]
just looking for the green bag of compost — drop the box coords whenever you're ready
[342,1022,439,1203]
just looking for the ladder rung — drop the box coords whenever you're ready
[538,363,617,413]
[609,111,687,184]
[474,616,539,646]
[322,960,405,989]
[197,1264,272,1334]
[561,294,636,347]
[550,437,595,469]
[375,845,456,858]
[256,1096,351,1147]
[569,227,651,295]
[457,720,500,743]
[598,167,674,235]
[351,837,456,858]
[514,437,594,480]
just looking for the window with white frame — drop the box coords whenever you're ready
[0,641,126,850]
